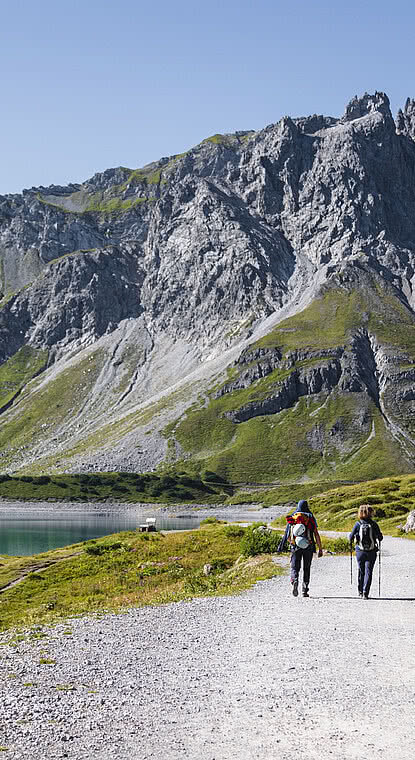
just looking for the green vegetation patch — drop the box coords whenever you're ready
[165,278,415,485]
[120,166,163,189]
[368,285,415,355]
[83,195,149,214]
[168,388,398,484]
[267,473,415,533]
[0,351,106,469]
[0,526,282,631]
[246,276,415,358]
[309,473,415,531]
[0,471,231,503]
[254,287,365,352]
[201,133,252,149]
[226,480,358,507]
[0,346,48,411]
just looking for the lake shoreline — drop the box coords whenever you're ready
[0,500,288,556]
[0,499,287,520]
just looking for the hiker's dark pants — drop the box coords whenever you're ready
[290,546,313,589]
[356,548,377,596]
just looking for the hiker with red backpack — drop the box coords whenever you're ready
[349,504,383,599]
[285,499,323,597]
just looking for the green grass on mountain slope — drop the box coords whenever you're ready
[0,347,48,412]
[165,280,415,483]
[168,392,408,484]
[201,133,253,148]
[255,282,415,356]
[0,351,106,469]
[255,287,365,351]
[0,471,230,503]
[83,195,151,214]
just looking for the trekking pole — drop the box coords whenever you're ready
[378,544,381,598]
[350,541,353,586]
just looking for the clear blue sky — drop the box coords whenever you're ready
[1,0,414,194]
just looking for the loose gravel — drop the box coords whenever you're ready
[1,536,414,760]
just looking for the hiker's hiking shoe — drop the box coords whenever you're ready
[358,592,363,598]
[292,581,298,597]
[302,590,309,597]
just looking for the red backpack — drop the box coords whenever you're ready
[286,511,314,548]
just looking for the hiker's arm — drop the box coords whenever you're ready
[314,527,323,557]
[349,523,358,544]
[375,523,383,543]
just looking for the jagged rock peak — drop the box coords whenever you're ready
[341,91,392,123]
[84,166,132,191]
[275,115,299,139]
[396,97,415,140]
[20,182,82,197]
[293,114,338,134]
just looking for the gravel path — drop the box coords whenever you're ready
[1,535,414,759]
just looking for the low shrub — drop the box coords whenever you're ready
[200,517,223,525]
[85,542,124,556]
[202,470,225,484]
[179,475,202,487]
[223,525,246,538]
[322,537,350,554]
[76,474,90,484]
[241,524,282,556]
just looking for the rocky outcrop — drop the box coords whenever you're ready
[403,510,415,533]
[224,361,342,423]
[0,245,145,363]
[220,321,415,431]
[396,98,415,141]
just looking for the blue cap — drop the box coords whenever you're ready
[297,499,308,511]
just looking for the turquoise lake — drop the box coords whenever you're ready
[0,510,203,556]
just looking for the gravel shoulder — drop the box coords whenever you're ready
[1,535,414,760]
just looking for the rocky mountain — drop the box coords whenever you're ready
[2,91,415,483]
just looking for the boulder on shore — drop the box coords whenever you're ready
[403,510,415,533]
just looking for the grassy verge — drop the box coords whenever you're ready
[226,480,361,507]
[0,525,282,631]
[266,473,415,534]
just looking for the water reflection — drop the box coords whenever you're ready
[0,511,202,556]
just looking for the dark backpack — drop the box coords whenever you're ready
[358,521,376,551]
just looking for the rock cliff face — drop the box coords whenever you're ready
[2,91,415,479]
